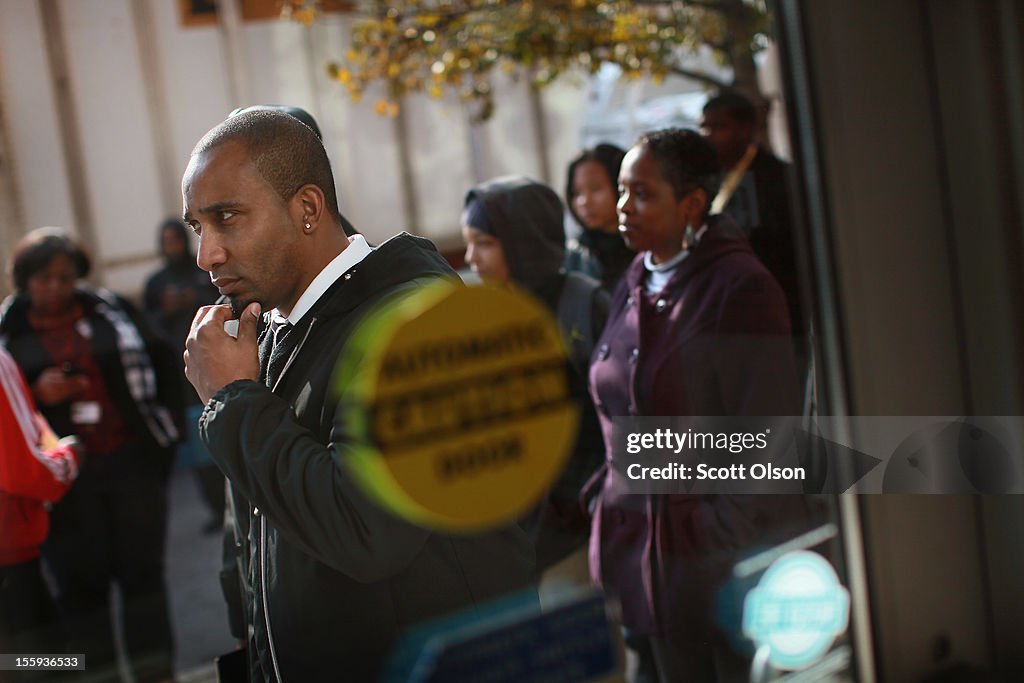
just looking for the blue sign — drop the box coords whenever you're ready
[742,551,849,670]
[383,590,616,683]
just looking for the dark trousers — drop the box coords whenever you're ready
[626,628,750,683]
[623,627,659,683]
[0,558,67,682]
[195,464,226,524]
[43,445,174,683]
[645,636,749,683]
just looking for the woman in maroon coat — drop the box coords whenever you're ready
[588,129,807,682]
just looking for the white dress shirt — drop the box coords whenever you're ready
[270,234,372,327]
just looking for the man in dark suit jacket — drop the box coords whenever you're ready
[181,110,536,682]
[701,92,805,340]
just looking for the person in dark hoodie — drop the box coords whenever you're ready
[588,129,808,682]
[143,218,223,532]
[461,176,609,588]
[144,219,220,351]
[181,110,536,682]
[564,143,636,291]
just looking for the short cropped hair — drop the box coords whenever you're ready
[192,109,342,222]
[229,105,323,140]
[10,227,91,292]
[635,128,720,207]
[702,90,757,127]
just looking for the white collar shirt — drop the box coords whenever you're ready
[270,234,372,327]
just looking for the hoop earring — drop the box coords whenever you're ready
[682,223,696,250]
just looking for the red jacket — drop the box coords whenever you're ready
[0,347,80,565]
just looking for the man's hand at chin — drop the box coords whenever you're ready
[185,302,262,404]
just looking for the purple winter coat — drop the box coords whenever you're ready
[587,215,807,642]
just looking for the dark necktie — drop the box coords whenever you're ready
[265,318,295,388]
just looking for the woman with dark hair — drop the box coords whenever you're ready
[564,143,635,290]
[587,130,807,682]
[144,218,222,532]
[0,227,181,683]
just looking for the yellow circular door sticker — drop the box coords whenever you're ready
[333,281,580,532]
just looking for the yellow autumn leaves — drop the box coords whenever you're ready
[288,0,765,121]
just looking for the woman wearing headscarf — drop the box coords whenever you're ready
[564,143,635,291]
[587,130,808,682]
[1,227,181,683]
[461,176,609,582]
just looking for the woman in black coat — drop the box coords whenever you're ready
[1,227,181,683]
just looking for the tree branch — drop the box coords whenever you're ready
[633,0,724,8]
[681,0,727,11]
[667,65,729,89]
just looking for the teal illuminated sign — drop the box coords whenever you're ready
[742,550,850,670]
